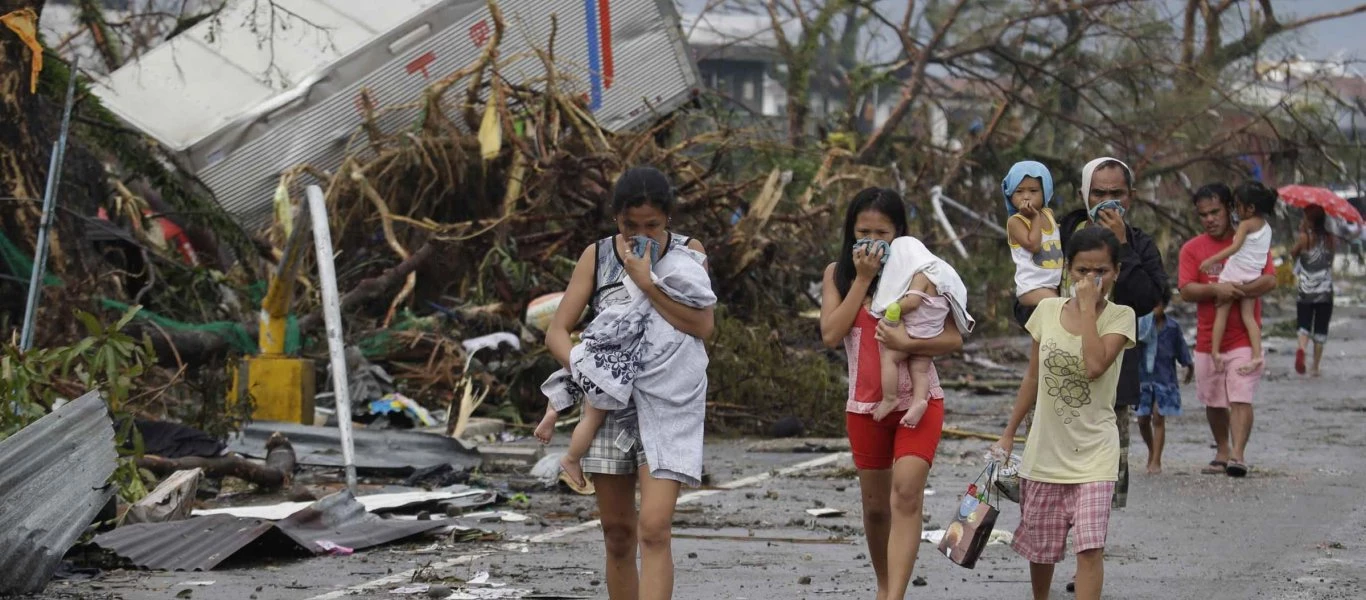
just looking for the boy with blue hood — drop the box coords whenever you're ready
[1003,161,1064,327]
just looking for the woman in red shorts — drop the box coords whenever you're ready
[820,187,965,599]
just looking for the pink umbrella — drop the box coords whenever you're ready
[1277,185,1364,224]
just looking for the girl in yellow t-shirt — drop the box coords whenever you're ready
[993,226,1136,600]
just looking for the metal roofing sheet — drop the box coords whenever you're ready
[92,514,290,571]
[0,392,118,595]
[93,490,451,571]
[225,421,480,474]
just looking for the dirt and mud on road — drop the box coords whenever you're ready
[39,307,1365,600]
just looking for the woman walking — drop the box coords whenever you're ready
[820,187,964,599]
[1291,205,1337,377]
[541,166,713,600]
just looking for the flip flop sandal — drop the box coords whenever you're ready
[1201,460,1228,475]
[558,470,596,495]
[1225,461,1249,478]
[1295,349,1307,375]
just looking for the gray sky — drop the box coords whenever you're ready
[675,0,1366,64]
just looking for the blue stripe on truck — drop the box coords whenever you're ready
[583,0,603,110]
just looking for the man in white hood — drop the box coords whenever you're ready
[1056,158,1169,512]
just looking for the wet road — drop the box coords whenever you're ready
[40,307,1366,600]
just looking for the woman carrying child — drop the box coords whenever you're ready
[820,187,966,599]
[535,166,713,600]
[993,227,1137,600]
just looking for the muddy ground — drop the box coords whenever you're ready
[36,305,1366,600]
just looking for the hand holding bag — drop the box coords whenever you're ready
[937,463,1001,569]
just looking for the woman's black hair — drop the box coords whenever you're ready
[1303,205,1337,252]
[612,166,675,215]
[1192,182,1234,209]
[1233,180,1277,217]
[834,187,909,299]
[1065,226,1121,266]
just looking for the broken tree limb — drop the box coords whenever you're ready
[136,433,296,490]
[942,427,1025,444]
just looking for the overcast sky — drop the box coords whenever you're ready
[675,0,1366,64]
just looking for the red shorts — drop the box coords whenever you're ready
[845,398,944,470]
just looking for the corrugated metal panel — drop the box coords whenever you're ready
[224,421,481,474]
[92,514,287,571]
[275,490,455,551]
[0,392,117,595]
[93,490,451,571]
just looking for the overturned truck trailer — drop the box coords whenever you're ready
[94,0,700,227]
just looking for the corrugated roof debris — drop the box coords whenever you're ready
[92,514,288,571]
[0,391,118,595]
[94,490,458,571]
[226,421,480,474]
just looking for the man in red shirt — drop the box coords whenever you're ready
[1178,183,1275,478]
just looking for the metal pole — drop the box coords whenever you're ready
[306,185,357,491]
[929,186,970,259]
[20,57,79,352]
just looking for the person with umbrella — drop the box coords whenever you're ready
[1278,185,1365,376]
[1290,205,1339,377]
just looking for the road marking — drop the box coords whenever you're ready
[308,451,850,598]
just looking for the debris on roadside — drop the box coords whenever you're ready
[124,468,202,525]
[805,508,847,518]
[194,486,496,520]
[226,421,481,475]
[94,489,483,571]
[136,431,296,491]
[746,438,851,453]
[0,391,118,595]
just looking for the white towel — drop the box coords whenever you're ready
[870,236,976,336]
[541,246,715,486]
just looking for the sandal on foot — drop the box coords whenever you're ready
[1295,349,1306,375]
[1201,460,1228,474]
[1225,461,1248,478]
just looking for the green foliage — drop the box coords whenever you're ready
[0,306,156,502]
[705,311,846,436]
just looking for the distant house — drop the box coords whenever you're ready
[682,13,789,118]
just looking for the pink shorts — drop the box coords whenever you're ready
[1012,479,1115,564]
[1194,347,1262,408]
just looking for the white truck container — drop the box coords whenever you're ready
[93,0,700,227]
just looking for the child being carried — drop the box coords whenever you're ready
[537,235,715,488]
[1002,161,1063,326]
[1197,181,1277,374]
[863,236,975,426]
